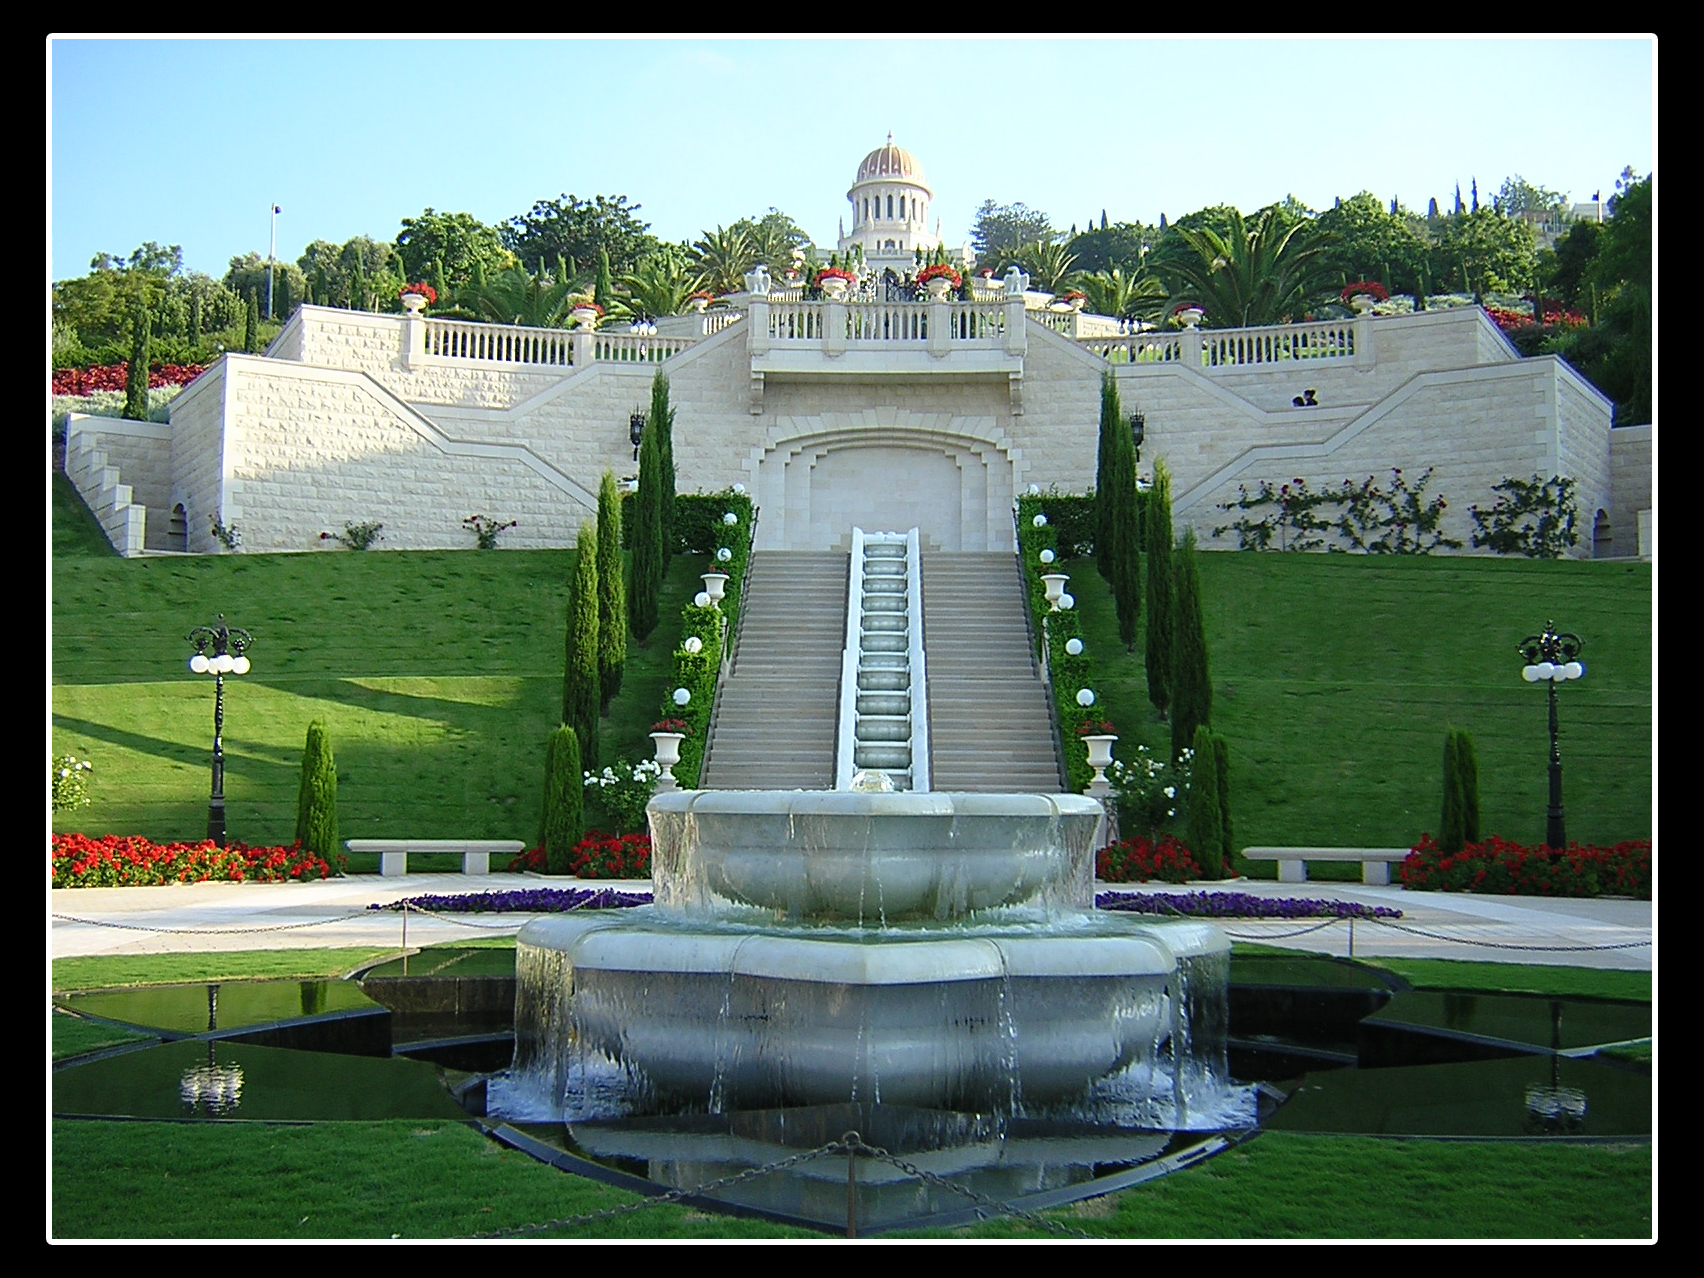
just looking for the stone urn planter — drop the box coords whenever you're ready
[1175,307,1204,329]
[1349,294,1377,315]
[649,732,686,789]
[1081,734,1118,787]
[689,296,709,314]
[819,277,850,301]
[571,306,601,328]
[925,277,953,300]
[400,292,429,315]
[700,571,729,604]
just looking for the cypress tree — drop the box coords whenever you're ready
[539,724,584,874]
[596,470,627,711]
[124,301,151,421]
[563,524,601,768]
[1145,458,1176,715]
[1457,729,1480,845]
[189,290,203,345]
[1213,732,1233,873]
[1098,372,1141,648]
[1439,730,1466,854]
[294,719,338,859]
[243,290,260,354]
[1094,371,1119,580]
[629,406,664,640]
[349,253,367,311]
[649,370,677,562]
[1187,724,1224,878]
[430,257,448,307]
[275,271,293,320]
[595,246,614,311]
[1171,528,1212,759]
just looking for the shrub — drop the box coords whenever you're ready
[539,725,584,874]
[1438,728,1481,855]
[463,514,516,549]
[1398,834,1650,899]
[293,720,339,860]
[321,521,384,550]
[1469,474,1580,558]
[583,758,662,833]
[1145,460,1175,716]
[52,755,93,812]
[596,472,626,711]
[507,831,651,879]
[562,526,600,767]
[1170,528,1211,759]
[1097,834,1203,884]
[1107,744,1188,837]
[1187,724,1224,877]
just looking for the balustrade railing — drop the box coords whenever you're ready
[765,299,1011,345]
[424,318,575,366]
[1200,319,1356,367]
[1080,332,1184,365]
[592,331,695,363]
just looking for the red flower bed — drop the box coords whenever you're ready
[52,363,207,396]
[1097,834,1203,884]
[51,832,339,888]
[508,831,651,879]
[1398,834,1650,899]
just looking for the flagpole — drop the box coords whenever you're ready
[267,203,280,319]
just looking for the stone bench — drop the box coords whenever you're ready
[1241,847,1411,887]
[345,839,525,877]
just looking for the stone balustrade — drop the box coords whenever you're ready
[1082,316,1364,370]
[423,317,575,366]
[762,298,1017,348]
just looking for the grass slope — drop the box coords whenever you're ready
[1068,549,1651,853]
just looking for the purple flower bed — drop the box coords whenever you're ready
[369,887,652,913]
[1096,890,1402,920]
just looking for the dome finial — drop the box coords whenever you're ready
[886,130,893,145]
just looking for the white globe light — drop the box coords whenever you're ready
[189,654,210,674]
[1065,638,1084,656]
[683,636,703,654]
[231,656,251,676]
[672,687,691,707]
[1522,665,1540,682]
[694,592,711,607]
[1076,688,1095,707]
[732,483,746,495]
[1028,483,1041,495]
[717,547,733,562]
[1059,593,1075,610]
[1039,549,1055,565]
[1535,662,1556,680]
[214,653,235,674]
[1033,513,1048,528]
[722,512,738,525]
[1566,661,1585,680]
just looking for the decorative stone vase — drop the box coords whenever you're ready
[1040,572,1069,610]
[819,277,849,301]
[689,296,709,314]
[1082,734,1117,787]
[701,571,729,604]
[1349,294,1377,315]
[400,293,428,315]
[1176,307,1204,329]
[1066,295,1085,311]
[925,277,953,300]
[649,732,686,789]
[571,307,600,327]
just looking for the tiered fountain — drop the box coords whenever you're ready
[510,783,1230,1121]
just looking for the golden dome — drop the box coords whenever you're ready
[854,134,929,189]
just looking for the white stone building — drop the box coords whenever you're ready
[65,140,1650,561]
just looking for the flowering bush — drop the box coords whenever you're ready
[320,520,384,550]
[51,833,340,888]
[1398,834,1650,899]
[1097,834,1203,884]
[583,758,662,832]
[1076,718,1116,737]
[510,831,650,879]
[462,514,517,550]
[1172,302,1204,316]
[916,263,962,288]
[52,363,206,396]
[650,718,690,735]
[1341,281,1390,304]
[1107,745,1190,835]
[814,267,857,285]
[569,299,605,317]
[372,886,649,913]
[1059,289,1087,303]
[52,756,93,812]
[398,282,437,303]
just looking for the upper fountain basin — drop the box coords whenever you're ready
[647,790,1104,923]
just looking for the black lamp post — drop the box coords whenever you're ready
[1518,621,1584,849]
[1128,411,1146,465]
[187,615,253,847]
[630,412,646,462]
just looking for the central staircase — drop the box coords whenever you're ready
[699,547,1064,793]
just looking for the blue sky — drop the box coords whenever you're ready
[48,35,1655,282]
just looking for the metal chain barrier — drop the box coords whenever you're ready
[50,910,376,935]
[1366,916,1651,952]
[846,1132,1094,1238]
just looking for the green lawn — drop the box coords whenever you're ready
[1068,549,1651,856]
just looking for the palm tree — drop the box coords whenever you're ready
[621,250,697,319]
[690,225,759,297]
[1016,239,1079,293]
[1166,208,1338,327]
[463,266,576,328]
[1075,267,1169,325]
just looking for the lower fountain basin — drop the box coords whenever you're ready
[515,911,1228,1112]
[648,790,1103,921]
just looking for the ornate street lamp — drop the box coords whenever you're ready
[1128,410,1146,465]
[629,412,646,461]
[187,615,253,847]
[1518,621,1584,849]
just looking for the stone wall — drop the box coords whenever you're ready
[64,415,171,555]
[168,362,230,553]
[1607,425,1653,558]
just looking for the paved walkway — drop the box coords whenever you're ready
[50,873,1652,972]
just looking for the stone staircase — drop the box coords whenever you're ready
[921,553,1065,792]
[699,551,850,790]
